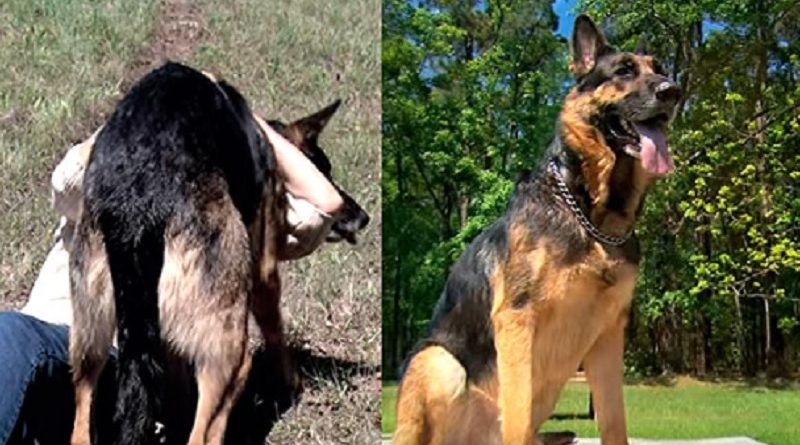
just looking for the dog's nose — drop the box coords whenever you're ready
[358,212,370,230]
[655,81,682,104]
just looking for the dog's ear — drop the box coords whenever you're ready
[570,15,609,77]
[288,99,341,142]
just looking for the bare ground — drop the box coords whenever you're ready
[121,0,205,91]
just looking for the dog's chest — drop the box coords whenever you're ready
[504,242,639,372]
[567,244,638,310]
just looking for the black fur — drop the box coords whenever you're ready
[423,219,508,381]
[400,21,684,385]
[83,62,273,445]
[401,108,645,386]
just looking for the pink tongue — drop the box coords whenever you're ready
[634,123,674,176]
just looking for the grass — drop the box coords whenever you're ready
[0,0,156,308]
[188,1,381,443]
[382,378,800,444]
[382,382,398,435]
[1,0,380,443]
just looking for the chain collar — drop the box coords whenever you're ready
[547,160,633,246]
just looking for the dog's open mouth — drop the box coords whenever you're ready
[610,114,674,176]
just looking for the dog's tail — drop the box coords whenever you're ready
[102,227,166,445]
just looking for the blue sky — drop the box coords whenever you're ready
[554,0,578,38]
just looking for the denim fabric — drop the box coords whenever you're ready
[0,312,73,445]
[0,312,294,445]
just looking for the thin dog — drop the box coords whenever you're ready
[394,15,681,445]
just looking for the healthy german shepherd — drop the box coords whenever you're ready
[68,61,368,445]
[393,15,681,445]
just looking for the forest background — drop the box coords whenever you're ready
[382,0,800,379]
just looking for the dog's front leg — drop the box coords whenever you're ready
[250,270,283,348]
[492,305,535,445]
[584,315,629,445]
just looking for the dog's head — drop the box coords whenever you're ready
[561,15,681,193]
[268,100,370,244]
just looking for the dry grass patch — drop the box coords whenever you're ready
[0,0,156,309]
[190,0,381,443]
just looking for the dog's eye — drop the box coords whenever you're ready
[614,62,635,77]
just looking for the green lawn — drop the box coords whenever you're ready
[382,379,800,445]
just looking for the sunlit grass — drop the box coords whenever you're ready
[0,0,156,305]
[382,378,800,444]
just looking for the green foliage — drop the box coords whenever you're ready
[586,0,800,375]
[384,0,800,378]
[382,0,569,371]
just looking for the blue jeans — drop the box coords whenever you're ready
[0,312,295,445]
[0,312,75,445]
[0,312,119,445]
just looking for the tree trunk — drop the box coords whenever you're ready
[753,0,773,372]
[459,195,470,229]
[764,298,771,369]
[392,145,405,376]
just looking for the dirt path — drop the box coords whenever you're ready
[121,0,206,91]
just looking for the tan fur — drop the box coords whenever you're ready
[560,55,658,213]
[157,194,255,445]
[395,18,668,445]
[594,159,654,237]
[70,190,279,445]
[67,83,351,445]
[394,107,649,445]
[69,223,114,445]
[393,346,467,445]
[395,233,639,445]
[583,316,629,445]
[69,98,285,445]
[439,384,500,445]
[559,92,616,207]
[490,233,638,445]
[439,379,577,445]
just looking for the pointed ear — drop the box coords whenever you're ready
[569,15,609,77]
[288,99,341,141]
[635,34,649,55]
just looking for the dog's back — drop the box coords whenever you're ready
[75,62,273,445]
[87,62,268,229]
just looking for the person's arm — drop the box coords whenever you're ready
[253,114,344,216]
[51,127,100,222]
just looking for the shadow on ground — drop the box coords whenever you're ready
[225,345,378,445]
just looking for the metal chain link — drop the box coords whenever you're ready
[547,160,633,246]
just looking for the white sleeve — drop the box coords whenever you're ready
[51,130,97,222]
[281,193,335,260]
[20,237,73,326]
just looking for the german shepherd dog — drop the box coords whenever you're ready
[68,62,368,445]
[393,15,681,445]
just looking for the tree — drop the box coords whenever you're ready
[584,0,800,376]
[382,0,569,376]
